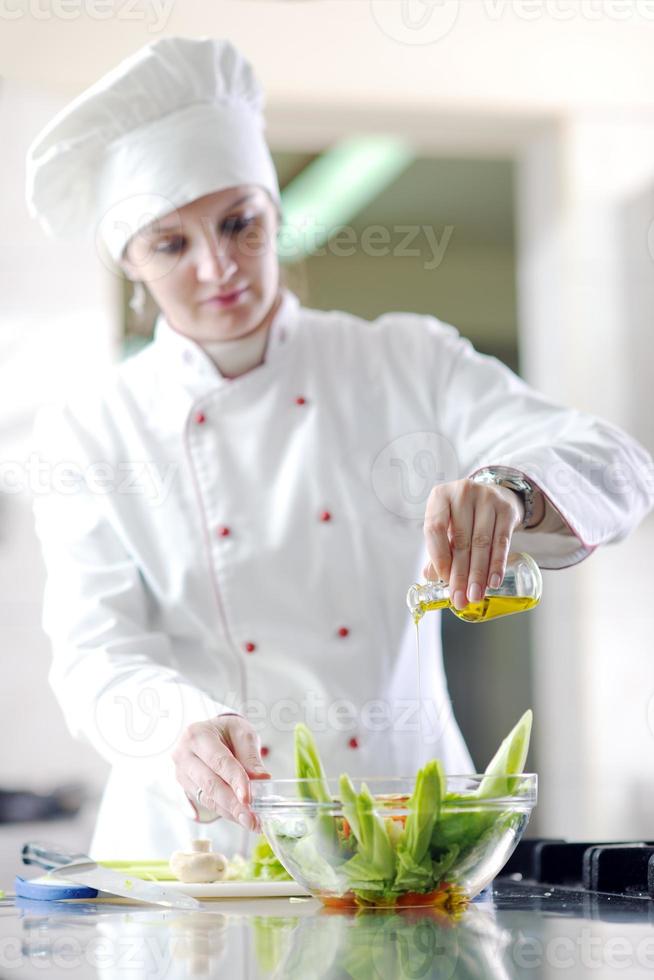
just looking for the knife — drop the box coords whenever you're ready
[22,841,200,910]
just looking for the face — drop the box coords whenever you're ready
[121,185,281,343]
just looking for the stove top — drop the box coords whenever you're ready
[499,837,654,901]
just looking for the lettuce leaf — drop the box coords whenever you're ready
[293,723,339,853]
[475,708,532,798]
[430,710,533,854]
[289,835,341,892]
[340,781,396,882]
[339,773,361,843]
[393,848,434,892]
[402,759,445,864]
[294,722,332,803]
[431,844,460,880]
[249,835,292,881]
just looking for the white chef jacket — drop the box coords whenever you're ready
[31,289,654,859]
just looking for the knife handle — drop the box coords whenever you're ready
[22,841,91,871]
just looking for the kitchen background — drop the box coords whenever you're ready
[1,1,654,865]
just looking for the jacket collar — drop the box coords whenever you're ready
[151,288,301,397]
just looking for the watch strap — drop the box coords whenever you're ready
[470,467,536,527]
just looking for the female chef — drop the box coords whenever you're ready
[26,37,654,859]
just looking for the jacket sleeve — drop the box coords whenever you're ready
[431,325,654,569]
[31,400,237,814]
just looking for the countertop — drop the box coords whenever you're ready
[2,880,654,978]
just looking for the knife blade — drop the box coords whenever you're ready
[22,841,200,910]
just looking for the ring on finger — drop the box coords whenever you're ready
[196,786,203,806]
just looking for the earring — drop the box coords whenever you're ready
[129,281,146,317]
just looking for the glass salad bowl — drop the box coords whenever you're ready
[251,772,537,910]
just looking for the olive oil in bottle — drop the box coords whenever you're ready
[407,552,542,626]
[408,553,543,742]
[412,593,539,624]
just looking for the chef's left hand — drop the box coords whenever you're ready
[422,479,525,609]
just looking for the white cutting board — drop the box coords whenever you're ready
[140,879,310,899]
[30,874,309,900]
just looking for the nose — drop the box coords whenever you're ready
[195,235,238,283]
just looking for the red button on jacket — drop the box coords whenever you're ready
[244,642,257,654]
[217,526,231,537]
[260,745,270,758]
[348,737,359,750]
[320,511,332,522]
[337,627,349,638]
[194,411,206,425]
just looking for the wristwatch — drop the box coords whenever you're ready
[470,466,537,528]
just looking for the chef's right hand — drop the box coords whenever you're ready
[172,713,270,830]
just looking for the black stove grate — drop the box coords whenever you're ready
[499,838,654,897]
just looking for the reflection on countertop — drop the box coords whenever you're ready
[2,882,654,978]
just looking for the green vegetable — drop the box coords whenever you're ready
[293,723,339,852]
[475,708,533,798]
[251,915,299,974]
[431,710,533,855]
[393,848,434,893]
[290,836,341,891]
[402,759,445,863]
[392,759,446,893]
[294,722,332,803]
[339,782,396,885]
[286,712,533,907]
[339,772,362,842]
[249,835,292,881]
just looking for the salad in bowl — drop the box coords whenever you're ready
[251,711,536,910]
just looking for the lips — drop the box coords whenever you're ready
[202,287,247,304]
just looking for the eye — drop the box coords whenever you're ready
[221,214,257,236]
[154,236,185,254]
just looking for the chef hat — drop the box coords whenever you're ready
[25,36,281,262]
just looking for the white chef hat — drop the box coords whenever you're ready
[25,36,281,262]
